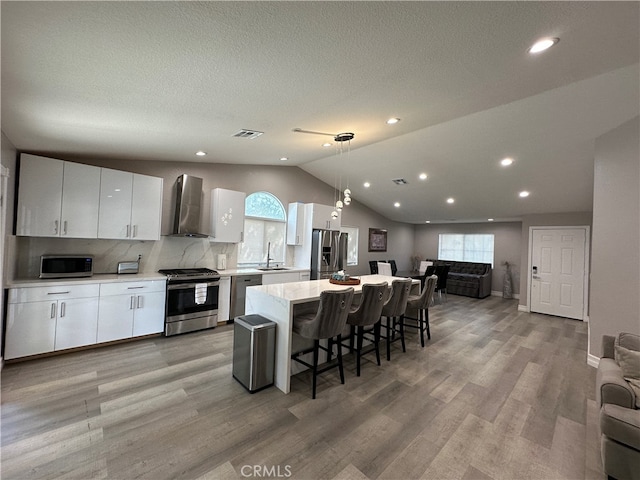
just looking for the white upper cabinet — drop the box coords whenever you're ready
[287,202,305,245]
[61,162,101,238]
[308,203,341,230]
[98,168,133,239]
[210,188,245,243]
[16,154,100,238]
[131,173,163,240]
[98,168,163,240]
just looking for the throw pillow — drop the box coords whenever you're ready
[615,344,640,408]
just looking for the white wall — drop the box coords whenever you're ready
[589,117,640,357]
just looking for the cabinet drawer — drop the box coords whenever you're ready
[8,284,100,304]
[99,280,166,297]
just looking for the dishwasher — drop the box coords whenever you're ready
[230,274,262,319]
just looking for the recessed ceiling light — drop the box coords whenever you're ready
[419,173,428,180]
[280,157,288,161]
[425,220,431,224]
[394,202,401,208]
[322,143,332,147]
[501,158,513,166]
[519,191,530,198]
[195,151,207,156]
[447,198,455,204]
[363,182,371,188]
[488,218,494,222]
[528,37,559,54]
[386,117,400,125]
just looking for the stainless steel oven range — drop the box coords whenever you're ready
[158,268,220,336]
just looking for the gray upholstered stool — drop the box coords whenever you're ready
[404,274,437,347]
[291,287,354,399]
[343,282,388,376]
[380,278,412,361]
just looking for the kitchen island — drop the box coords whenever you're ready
[245,274,420,394]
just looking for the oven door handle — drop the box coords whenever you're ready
[167,281,219,291]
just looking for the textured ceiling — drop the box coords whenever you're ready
[2,1,639,223]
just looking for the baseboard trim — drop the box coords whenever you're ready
[517,304,529,313]
[491,290,520,299]
[587,353,600,368]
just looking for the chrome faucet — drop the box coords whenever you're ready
[266,242,274,269]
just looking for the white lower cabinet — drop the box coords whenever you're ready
[54,297,99,350]
[5,301,57,359]
[5,279,165,360]
[218,276,231,323]
[5,284,100,360]
[98,280,166,342]
[132,291,165,336]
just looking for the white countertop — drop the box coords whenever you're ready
[6,272,167,288]
[217,267,309,276]
[246,274,418,304]
[6,267,309,288]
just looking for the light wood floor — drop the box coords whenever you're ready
[1,294,604,480]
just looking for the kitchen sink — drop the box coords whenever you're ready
[257,267,289,271]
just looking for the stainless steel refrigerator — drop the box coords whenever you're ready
[310,229,348,279]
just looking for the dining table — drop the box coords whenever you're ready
[245,274,421,394]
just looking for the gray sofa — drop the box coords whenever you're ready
[427,260,492,299]
[596,333,640,480]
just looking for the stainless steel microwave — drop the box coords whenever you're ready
[39,255,94,279]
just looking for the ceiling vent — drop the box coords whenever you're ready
[233,129,264,139]
[392,178,408,185]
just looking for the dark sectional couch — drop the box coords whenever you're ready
[427,260,492,299]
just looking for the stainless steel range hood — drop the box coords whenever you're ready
[172,174,209,238]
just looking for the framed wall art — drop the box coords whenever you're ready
[368,228,387,252]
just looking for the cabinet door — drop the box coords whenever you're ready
[210,188,245,243]
[5,301,57,359]
[329,209,342,230]
[54,297,99,350]
[309,203,340,230]
[131,173,163,240]
[261,272,301,285]
[61,162,101,238]
[287,203,305,245]
[97,294,135,342]
[218,276,231,322]
[98,168,133,239]
[16,154,63,237]
[299,271,311,281]
[132,291,166,336]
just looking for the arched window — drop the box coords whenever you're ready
[238,192,287,266]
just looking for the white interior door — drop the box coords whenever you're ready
[530,228,587,320]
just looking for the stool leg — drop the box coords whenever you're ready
[419,309,425,347]
[356,327,363,376]
[312,339,319,399]
[374,321,381,366]
[349,325,355,352]
[399,315,406,353]
[336,334,345,385]
[386,317,392,361]
[426,308,431,340]
[327,338,333,362]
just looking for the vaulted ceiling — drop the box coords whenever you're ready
[2,1,638,223]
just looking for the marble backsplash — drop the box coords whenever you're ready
[7,235,297,280]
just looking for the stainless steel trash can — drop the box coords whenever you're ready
[232,314,276,393]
